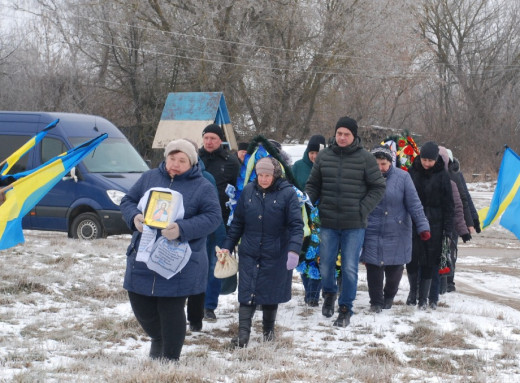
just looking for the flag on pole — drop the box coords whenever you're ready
[0,119,59,178]
[478,146,520,240]
[0,134,108,250]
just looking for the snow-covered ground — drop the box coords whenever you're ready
[0,181,519,382]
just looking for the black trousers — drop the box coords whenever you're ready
[365,263,404,306]
[406,255,435,279]
[128,291,187,360]
[187,292,205,324]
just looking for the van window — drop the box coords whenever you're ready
[0,135,31,174]
[69,137,149,173]
[41,137,67,163]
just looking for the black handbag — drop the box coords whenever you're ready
[220,274,237,295]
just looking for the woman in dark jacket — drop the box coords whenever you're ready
[406,141,454,310]
[120,139,221,361]
[221,157,304,348]
[361,146,430,312]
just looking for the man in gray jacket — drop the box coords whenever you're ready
[305,116,385,327]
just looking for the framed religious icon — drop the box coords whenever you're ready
[144,191,174,229]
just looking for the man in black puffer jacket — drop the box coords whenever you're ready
[305,116,386,327]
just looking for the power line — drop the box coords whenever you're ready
[83,38,437,79]
[3,3,520,77]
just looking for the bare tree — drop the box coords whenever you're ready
[413,0,520,166]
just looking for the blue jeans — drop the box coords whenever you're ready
[204,222,226,310]
[301,274,322,303]
[319,227,365,312]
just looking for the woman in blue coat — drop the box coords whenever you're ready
[221,157,304,347]
[361,145,430,312]
[120,139,221,361]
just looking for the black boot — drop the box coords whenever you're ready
[406,273,418,306]
[447,276,456,292]
[149,338,162,359]
[333,305,351,327]
[262,304,278,341]
[418,279,432,310]
[439,275,447,295]
[231,304,256,348]
[322,293,337,318]
[383,298,394,310]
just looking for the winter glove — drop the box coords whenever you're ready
[162,222,180,241]
[286,251,299,270]
[461,233,472,243]
[474,218,481,233]
[419,231,431,241]
[133,213,144,233]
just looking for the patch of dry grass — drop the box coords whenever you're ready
[0,278,49,295]
[398,319,475,349]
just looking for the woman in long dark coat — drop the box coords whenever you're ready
[406,141,454,310]
[221,157,303,347]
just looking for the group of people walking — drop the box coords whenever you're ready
[119,116,478,361]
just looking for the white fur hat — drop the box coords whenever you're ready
[164,139,198,165]
[446,148,454,162]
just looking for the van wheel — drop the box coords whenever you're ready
[71,213,104,240]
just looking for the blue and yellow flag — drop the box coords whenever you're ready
[478,147,520,240]
[0,133,107,250]
[0,119,59,178]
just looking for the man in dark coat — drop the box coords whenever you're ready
[198,124,240,226]
[305,116,386,327]
[198,124,240,320]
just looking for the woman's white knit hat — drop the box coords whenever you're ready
[164,139,198,165]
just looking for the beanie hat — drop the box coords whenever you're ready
[164,139,198,165]
[202,124,225,141]
[238,142,249,151]
[335,116,358,137]
[255,157,275,176]
[371,145,393,162]
[256,157,283,179]
[307,135,326,153]
[268,139,282,150]
[420,141,439,160]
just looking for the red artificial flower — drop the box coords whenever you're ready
[398,139,406,148]
[401,165,409,171]
[403,145,414,156]
[439,267,451,275]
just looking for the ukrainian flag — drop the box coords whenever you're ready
[0,119,59,178]
[479,146,520,239]
[0,134,107,250]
